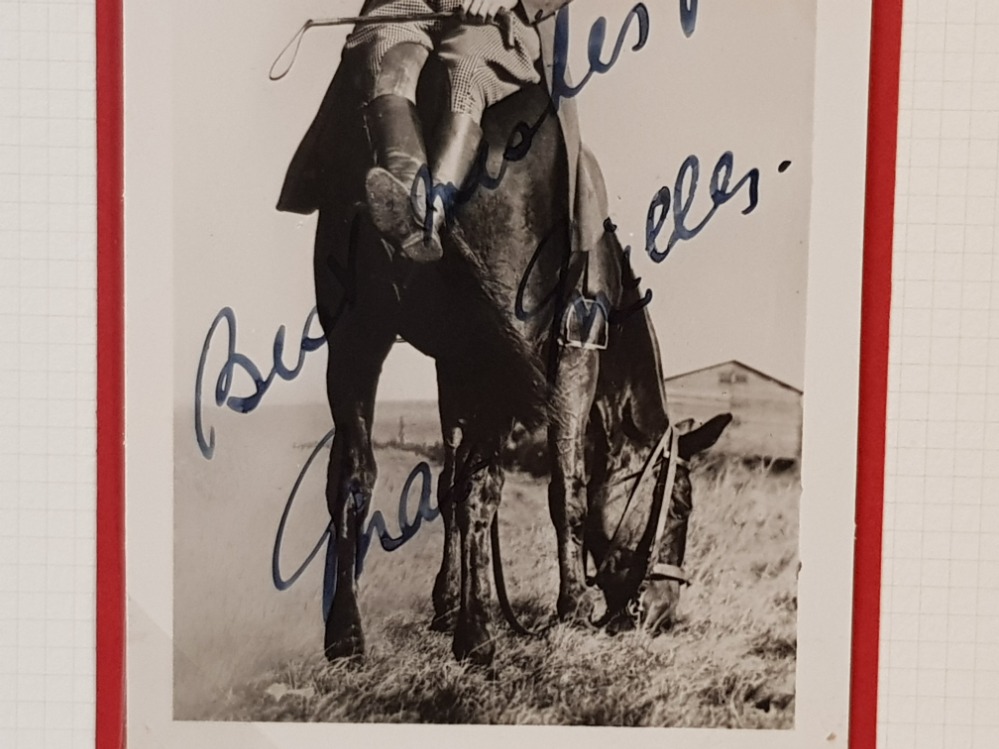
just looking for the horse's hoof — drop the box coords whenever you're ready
[324,608,365,662]
[429,611,457,633]
[557,593,595,625]
[452,625,496,668]
[604,614,636,637]
[324,632,365,662]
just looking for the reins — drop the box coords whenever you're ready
[644,428,690,584]
[491,513,552,637]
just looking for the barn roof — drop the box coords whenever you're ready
[664,360,803,395]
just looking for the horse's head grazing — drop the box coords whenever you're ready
[586,413,732,634]
[633,414,733,632]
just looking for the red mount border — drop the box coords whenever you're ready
[94,1,904,747]
[850,1,904,747]
[96,0,125,745]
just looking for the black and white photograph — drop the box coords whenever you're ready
[123,0,875,744]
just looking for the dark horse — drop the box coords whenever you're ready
[279,50,730,667]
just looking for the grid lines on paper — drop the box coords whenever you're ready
[879,0,999,748]
[0,1,97,748]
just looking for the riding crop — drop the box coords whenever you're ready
[269,8,516,81]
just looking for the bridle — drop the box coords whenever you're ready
[584,424,692,620]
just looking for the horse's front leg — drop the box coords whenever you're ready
[548,348,600,622]
[323,357,385,660]
[430,373,461,631]
[452,435,505,667]
[320,318,396,661]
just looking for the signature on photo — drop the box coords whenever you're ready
[191,0,784,615]
[270,427,441,620]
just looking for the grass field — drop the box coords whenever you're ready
[174,402,799,727]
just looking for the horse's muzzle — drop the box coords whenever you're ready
[634,578,682,634]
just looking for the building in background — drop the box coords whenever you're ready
[664,361,803,460]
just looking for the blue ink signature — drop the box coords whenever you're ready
[515,220,653,325]
[270,428,439,621]
[680,0,698,37]
[195,306,326,459]
[414,3,653,230]
[645,151,764,263]
[550,3,652,111]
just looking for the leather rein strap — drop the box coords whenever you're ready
[645,428,690,585]
[585,425,690,590]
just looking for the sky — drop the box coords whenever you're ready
[172,0,817,408]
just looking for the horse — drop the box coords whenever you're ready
[278,49,730,667]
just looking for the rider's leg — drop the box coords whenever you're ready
[340,3,440,259]
[364,20,542,262]
[360,42,440,262]
[419,22,543,250]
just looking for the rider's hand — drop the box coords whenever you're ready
[461,0,518,22]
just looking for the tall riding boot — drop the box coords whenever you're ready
[365,104,483,263]
[364,94,438,263]
[423,112,485,252]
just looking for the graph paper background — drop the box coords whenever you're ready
[0,0,98,748]
[1,0,998,747]
[878,0,999,747]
